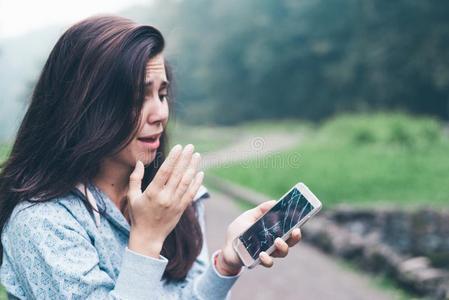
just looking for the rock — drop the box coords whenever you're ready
[399,256,431,273]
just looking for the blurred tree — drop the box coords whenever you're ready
[17,0,449,125]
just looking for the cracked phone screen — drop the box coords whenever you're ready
[239,187,313,260]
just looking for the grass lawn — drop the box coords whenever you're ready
[167,121,238,153]
[167,119,308,154]
[210,113,449,209]
[0,144,10,161]
[0,286,5,300]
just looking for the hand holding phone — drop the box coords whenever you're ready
[232,182,322,268]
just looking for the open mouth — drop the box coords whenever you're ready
[137,132,161,142]
[137,136,159,142]
[137,133,161,149]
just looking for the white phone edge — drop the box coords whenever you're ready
[232,182,322,269]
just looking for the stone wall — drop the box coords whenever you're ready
[303,206,449,300]
[207,175,449,299]
[329,207,449,269]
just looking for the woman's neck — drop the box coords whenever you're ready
[93,158,132,209]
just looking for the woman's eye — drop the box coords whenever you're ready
[159,94,167,101]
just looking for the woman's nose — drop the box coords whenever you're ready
[147,98,168,125]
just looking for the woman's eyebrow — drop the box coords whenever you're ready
[145,80,170,88]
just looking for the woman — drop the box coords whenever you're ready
[0,15,301,299]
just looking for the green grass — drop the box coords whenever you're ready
[234,119,312,134]
[0,285,6,299]
[0,144,10,162]
[167,119,308,154]
[210,113,449,208]
[167,121,239,153]
[204,179,256,211]
[0,147,9,298]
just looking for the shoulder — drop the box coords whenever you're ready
[8,198,65,227]
[9,193,82,222]
[3,194,89,245]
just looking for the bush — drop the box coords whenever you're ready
[319,113,446,149]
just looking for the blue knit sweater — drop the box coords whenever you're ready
[0,183,240,299]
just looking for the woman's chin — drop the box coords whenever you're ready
[135,150,157,166]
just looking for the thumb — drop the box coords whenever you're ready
[249,200,276,220]
[128,160,145,200]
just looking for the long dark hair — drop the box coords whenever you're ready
[0,15,202,281]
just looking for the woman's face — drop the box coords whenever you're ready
[113,53,170,167]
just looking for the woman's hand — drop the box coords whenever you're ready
[127,144,204,258]
[217,201,302,275]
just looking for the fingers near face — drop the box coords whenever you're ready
[175,152,201,199]
[147,144,183,191]
[181,170,204,208]
[166,144,195,191]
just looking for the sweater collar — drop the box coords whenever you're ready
[87,182,131,234]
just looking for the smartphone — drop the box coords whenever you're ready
[233,182,322,268]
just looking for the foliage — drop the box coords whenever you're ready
[125,0,449,124]
[209,113,449,208]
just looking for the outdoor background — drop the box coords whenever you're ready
[1,0,448,299]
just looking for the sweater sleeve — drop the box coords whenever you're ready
[2,196,241,299]
[165,195,242,299]
[114,189,243,299]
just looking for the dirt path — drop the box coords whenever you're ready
[202,132,394,300]
[202,132,301,169]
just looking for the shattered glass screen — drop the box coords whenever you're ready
[239,187,314,260]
